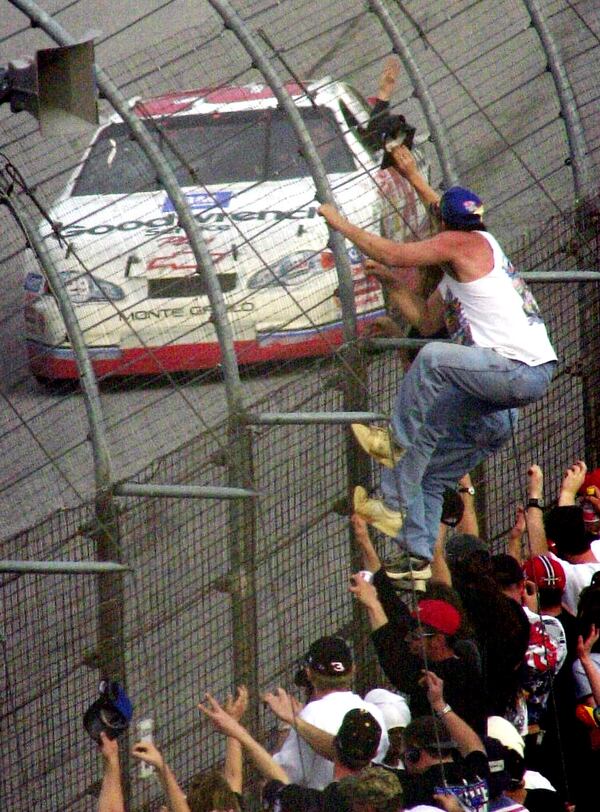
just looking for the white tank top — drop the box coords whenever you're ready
[437,231,557,365]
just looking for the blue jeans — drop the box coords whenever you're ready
[380,342,556,560]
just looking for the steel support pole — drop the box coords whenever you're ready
[0,561,130,574]
[114,482,257,499]
[207,0,358,342]
[523,0,591,202]
[206,0,364,752]
[368,0,459,189]
[8,5,249,805]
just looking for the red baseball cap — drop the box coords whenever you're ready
[411,599,461,636]
[523,555,566,592]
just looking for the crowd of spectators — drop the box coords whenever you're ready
[95,457,600,812]
[92,57,600,812]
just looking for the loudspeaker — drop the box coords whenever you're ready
[8,40,98,136]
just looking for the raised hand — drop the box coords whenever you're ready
[224,685,249,722]
[198,692,246,740]
[131,740,165,772]
[262,687,303,726]
[377,56,401,101]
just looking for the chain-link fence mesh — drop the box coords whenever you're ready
[1,1,600,810]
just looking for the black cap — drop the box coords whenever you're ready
[305,635,353,677]
[545,505,589,555]
[380,115,417,168]
[441,487,465,528]
[83,679,133,743]
[334,709,381,769]
[491,553,526,587]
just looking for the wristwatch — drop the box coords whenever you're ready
[526,497,544,509]
[458,486,475,495]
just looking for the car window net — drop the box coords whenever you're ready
[71,106,357,196]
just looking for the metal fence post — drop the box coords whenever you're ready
[0,173,129,799]
[523,0,591,202]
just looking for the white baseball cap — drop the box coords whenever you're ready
[487,716,525,758]
[365,688,411,730]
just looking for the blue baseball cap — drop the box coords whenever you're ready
[83,679,133,742]
[440,186,484,227]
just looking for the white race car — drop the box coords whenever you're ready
[23,79,430,380]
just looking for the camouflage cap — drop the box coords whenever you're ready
[337,766,403,807]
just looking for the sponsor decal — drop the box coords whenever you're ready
[162,190,233,213]
[146,236,228,272]
[125,301,254,321]
[60,206,318,238]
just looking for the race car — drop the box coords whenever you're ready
[23,79,431,380]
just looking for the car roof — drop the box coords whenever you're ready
[118,79,350,120]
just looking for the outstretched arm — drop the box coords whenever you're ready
[199,693,289,784]
[376,55,400,102]
[576,625,600,707]
[319,204,454,272]
[558,460,587,506]
[349,572,389,631]
[525,464,547,557]
[131,741,190,812]
[356,256,447,334]
[456,473,479,536]
[431,524,452,585]
[222,686,248,795]
[263,688,336,761]
[98,734,125,812]
[422,670,485,758]
[388,144,440,208]
[351,513,381,573]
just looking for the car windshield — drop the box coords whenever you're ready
[72,106,357,196]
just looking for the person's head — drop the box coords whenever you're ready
[402,715,457,773]
[301,635,354,693]
[577,576,600,640]
[334,708,382,771]
[544,505,591,559]
[364,688,411,766]
[485,717,527,800]
[424,582,474,638]
[484,735,526,801]
[444,533,493,590]
[438,186,486,231]
[578,470,600,537]
[186,769,242,812]
[491,553,526,602]
[522,554,566,610]
[406,598,462,661]
[337,765,404,812]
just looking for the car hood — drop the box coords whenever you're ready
[45,174,376,286]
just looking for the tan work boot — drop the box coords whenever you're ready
[353,486,403,538]
[351,424,404,469]
[384,552,432,583]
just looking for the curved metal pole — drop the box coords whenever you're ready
[1,188,114,506]
[523,0,590,201]
[368,0,459,188]
[208,0,358,341]
[8,0,246,418]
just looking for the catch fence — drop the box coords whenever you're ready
[2,200,599,809]
[1,1,600,810]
